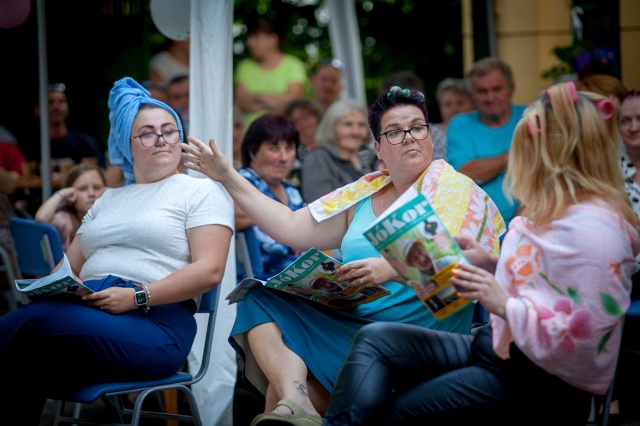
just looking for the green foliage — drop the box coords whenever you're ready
[540,38,595,80]
[232,0,465,117]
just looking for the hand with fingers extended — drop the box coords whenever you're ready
[451,262,507,318]
[181,136,233,182]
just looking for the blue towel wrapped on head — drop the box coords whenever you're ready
[107,77,184,185]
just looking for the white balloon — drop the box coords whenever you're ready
[150,0,191,41]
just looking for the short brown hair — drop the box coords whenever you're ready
[466,57,514,89]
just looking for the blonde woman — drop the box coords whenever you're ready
[323,81,640,425]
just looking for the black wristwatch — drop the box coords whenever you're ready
[134,284,150,313]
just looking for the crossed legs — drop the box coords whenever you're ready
[248,322,329,417]
[324,322,508,425]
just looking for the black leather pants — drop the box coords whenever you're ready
[324,322,592,426]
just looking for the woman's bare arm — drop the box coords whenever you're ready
[182,136,348,251]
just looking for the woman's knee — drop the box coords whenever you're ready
[353,322,399,346]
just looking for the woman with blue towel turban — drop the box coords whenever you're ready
[0,77,234,425]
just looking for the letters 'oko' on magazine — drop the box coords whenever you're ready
[226,248,390,309]
[363,188,472,320]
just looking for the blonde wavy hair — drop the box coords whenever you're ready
[505,81,639,230]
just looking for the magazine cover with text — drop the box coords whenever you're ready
[363,187,472,320]
[226,248,390,309]
[15,253,94,299]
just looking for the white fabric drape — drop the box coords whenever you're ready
[326,0,366,107]
[186,1,237,425]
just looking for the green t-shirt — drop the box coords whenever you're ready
[235,54,308,126]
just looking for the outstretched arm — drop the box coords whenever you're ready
[181,136,347,251]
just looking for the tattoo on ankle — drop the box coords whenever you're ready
[293,380,309,397]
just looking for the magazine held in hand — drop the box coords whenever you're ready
[15,253,94,299]
[226,248,390,309]
[363,186,472,320]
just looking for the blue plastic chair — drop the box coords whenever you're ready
[51,285,220,426]
[236,227,271,282]
[8,216,64,278]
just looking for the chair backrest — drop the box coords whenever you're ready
[597,299,640,426]
[198,283,219,314]
[236,227,264,280]
[191,284,220,382]
[9,217,64,277]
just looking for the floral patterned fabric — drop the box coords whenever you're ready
[491,202,640,394]
[238,167,305,273]
[308,159,505,256]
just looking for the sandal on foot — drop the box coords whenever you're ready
[250,399,323,426]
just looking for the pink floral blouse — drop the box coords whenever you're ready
[491,201,640,394]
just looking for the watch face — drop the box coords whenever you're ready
[135,290,147,306]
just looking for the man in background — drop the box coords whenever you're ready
[446,57,525,227]
[309,58,343,113]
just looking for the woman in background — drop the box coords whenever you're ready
[430,77,474,160]
[236,113,304,274]
[610,90,640,424]
[301,99,374,203]
[284,98,324,189]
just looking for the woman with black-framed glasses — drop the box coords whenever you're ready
[181,85,504,426]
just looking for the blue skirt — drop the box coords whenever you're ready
[230,285,473,395]
[0,276,197,393]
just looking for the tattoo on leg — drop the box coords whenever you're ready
[293,380,309,397]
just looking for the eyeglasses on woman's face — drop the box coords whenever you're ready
[131,129,182,148]
[379,124,430,145]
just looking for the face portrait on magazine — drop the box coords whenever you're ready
[397,237,436,284]
[299,275,344,297]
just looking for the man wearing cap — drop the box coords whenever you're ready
[399,238,436,276]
